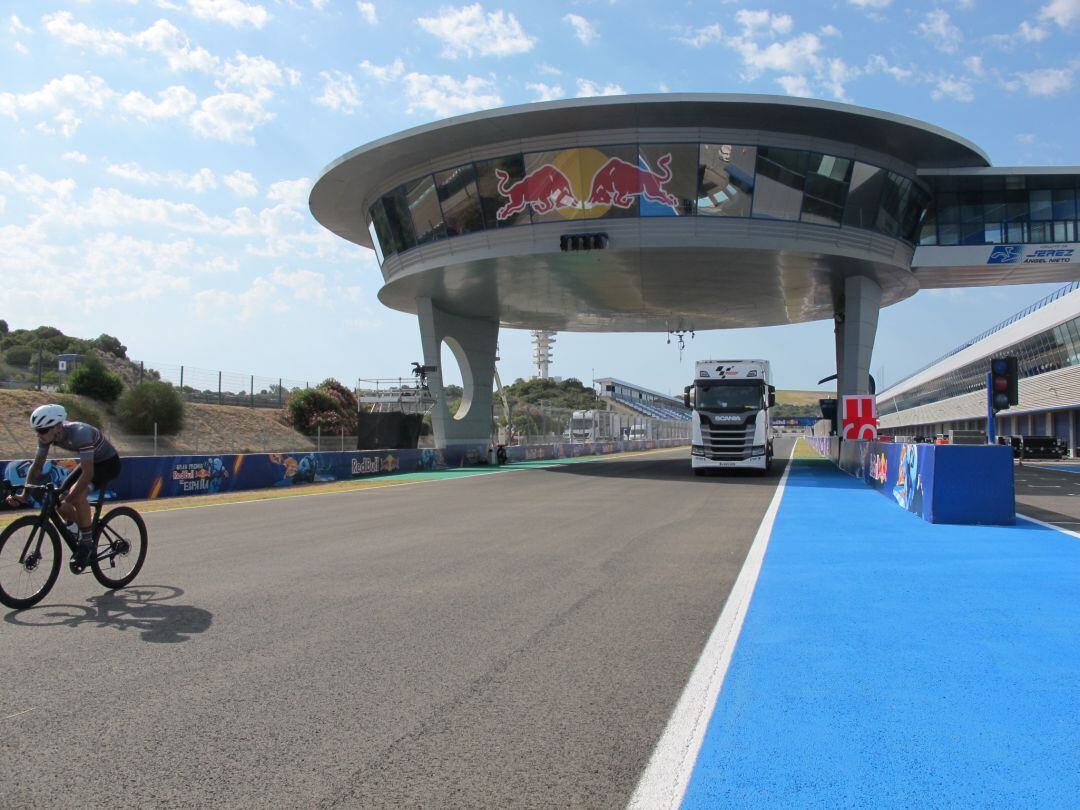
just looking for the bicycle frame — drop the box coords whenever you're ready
[4,482,107,566]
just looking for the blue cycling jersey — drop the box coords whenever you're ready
[35,421,119,464]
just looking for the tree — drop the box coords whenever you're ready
[3,346,33,367]
[93,334,128,359]
[117,381,184,434]
[67,355,124,403]
[0,319,8,334]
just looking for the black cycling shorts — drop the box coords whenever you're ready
[62,454,122,493]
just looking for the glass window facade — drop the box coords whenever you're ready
[364,142,930,262]
[921,183,1080,246]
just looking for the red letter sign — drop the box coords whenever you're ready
[841,395,878,440]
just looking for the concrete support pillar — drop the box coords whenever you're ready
[834,275,883,399]
[417,297,499,448]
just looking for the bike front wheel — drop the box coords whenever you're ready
[91,506,148,589]
[0,517,62,610]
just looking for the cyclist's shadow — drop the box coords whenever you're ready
[5,585,213,643]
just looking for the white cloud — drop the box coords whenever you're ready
[563,14,597,46]
[677,23,724,48]
[223,170,258,196]
[266,178,311,208]
[849,0,891,7]
[42,11,128,54]
[10,14,32,35]
[777,75,812,96]
[1017,133,1036,144]
[918,9,962,53]
[130,19,220,73]
[359,58,405,82]
[417,4,535,58]
[401,71,502,116]
[190,92,275,143]
[1039,0,1080,28]
[735,10,794,36]
[357,2,377,24]
[105,161,218,193]
[538,63,561,75]
[1009,67,1074,96]
[315,70,361,113]
[0,74,115,137]
[575,78,625,97]
[62,151,89,163]
[964,56,984,76]
[186,0,269,29]
[1019,21,1050,41]
[865,54,913,81]
[526,82,563,101]
[119,85,199,121]
[931,75,974,102]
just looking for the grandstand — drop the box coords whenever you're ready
[596,377,692,422]
[878,281,1080,454]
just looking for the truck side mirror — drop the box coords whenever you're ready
[683,386,691,409]
[768,385,776,408]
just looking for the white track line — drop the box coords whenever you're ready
[1016,512,1080,539]
[626,446,795,810]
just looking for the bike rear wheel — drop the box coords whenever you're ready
[0,517,62,610]
[91,506,148,589]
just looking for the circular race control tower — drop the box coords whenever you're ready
[310,94,989,446]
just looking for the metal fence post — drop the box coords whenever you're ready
[218,371,222,405]
[179,365,184,391]
[139,361,144,385]
[154,422,158,456]
[317,425,321,452]
[278,378,283,408]
[250,375,254,408]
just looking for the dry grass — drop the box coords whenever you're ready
[775,389,835,407]
[0,389,318,460]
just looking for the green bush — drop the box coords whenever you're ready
[4,345,34,367]
[68,355,124,403]
[116,381,185,434]
[55,395,104,428]
[286,387,351,434]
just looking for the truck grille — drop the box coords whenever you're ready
[700,415,754,460]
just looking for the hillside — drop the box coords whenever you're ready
[0,390,318,461]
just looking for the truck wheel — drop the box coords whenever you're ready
[694,468,706,476]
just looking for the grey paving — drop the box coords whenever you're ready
[1014,460,1080,528]
[1,445,791,809]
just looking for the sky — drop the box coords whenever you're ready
[2,0,1079,397]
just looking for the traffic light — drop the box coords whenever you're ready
[989,356,1019,412]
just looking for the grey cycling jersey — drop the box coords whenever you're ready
[35,421,119,464]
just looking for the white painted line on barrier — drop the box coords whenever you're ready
[1017,513,1080,539]
[626,445,796,810]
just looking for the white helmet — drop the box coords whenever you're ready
[30,403,66,431]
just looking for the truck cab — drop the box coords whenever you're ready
[684,360,775,475]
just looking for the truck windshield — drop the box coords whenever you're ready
[696,381,763,412]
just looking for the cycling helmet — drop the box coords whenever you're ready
[30,403,67,430]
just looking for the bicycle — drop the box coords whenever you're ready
[0,480,148,610]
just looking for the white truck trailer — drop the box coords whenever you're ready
[684,359,775,474]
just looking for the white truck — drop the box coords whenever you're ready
[684,359,775,475]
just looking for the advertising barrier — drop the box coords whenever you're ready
[1,439,686,505]
[831,439,1014,525]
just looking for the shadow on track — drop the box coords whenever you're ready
[5,584,212,643]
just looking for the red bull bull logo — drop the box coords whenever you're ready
[495,148,680,221]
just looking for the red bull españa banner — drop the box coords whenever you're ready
[495,147,684,221]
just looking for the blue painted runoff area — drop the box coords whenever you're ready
[682,455,1080,808]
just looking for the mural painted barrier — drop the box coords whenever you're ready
[809,438,1014,525]
[1,439,687,506]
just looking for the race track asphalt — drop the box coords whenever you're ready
[1,445,791,809]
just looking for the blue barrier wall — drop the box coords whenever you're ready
[834,440,1014,525]
[1,439,686,505]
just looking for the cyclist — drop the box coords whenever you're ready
[3,404,122,572]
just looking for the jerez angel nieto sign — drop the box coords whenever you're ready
[495,150,679,221]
